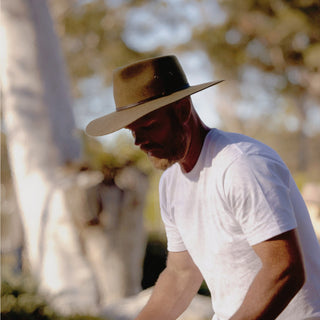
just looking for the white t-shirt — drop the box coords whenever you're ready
[159,129,320,320]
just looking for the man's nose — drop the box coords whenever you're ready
[134,133,147,146]
[130,130,147,147]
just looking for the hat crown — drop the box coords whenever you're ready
[113,55,189,110]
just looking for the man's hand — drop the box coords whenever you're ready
[135,250,203,320]
[230,229,305,320]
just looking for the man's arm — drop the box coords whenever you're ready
[135,250,203,320]
[230,229,306,320]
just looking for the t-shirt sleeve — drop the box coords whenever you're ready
[224,154,297,246]
[159,174,186,252]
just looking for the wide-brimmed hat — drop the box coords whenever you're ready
[85,55,223,136]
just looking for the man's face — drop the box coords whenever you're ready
[126,100,188,170]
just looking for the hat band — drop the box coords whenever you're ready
[116,84,190,112]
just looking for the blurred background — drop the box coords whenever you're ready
[1,0,320,319]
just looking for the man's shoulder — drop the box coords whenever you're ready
[201,129,246,166]
[208,129,280,161]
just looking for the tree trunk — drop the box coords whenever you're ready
[1,0,148,316]
[1,0,99,314]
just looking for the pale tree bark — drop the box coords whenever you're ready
[1,0,148,316]
[67,167,149,307]
[1,0,99,314]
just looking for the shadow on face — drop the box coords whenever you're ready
[126,99,190,170]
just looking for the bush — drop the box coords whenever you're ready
[141,235,211,297]
[1,273,107,320]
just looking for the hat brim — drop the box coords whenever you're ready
[85,80,223,136]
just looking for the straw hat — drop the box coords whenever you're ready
[85,55,223,136]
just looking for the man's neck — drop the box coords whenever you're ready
[179,124,210,173]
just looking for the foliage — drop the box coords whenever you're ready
[189,0,320,138]
[193,0,320,92]
[80,130,154,174]
[141,234,210,296]
[141,235,167,290]
[1,272,107,320]
[50,0,151,96]
[1,133,11,186]
[54,0,320,104]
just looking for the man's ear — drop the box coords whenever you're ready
[174,97,192,124]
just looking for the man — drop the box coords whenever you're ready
[86,55,320,319]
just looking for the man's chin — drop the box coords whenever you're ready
[148,155,176,171]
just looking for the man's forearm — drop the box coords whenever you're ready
[229,264,304,320]
[135,264,203,320]
[230,230,305,320]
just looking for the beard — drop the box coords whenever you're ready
[148,154,177,171]
[147,123,188,171]
[147,155,176,171]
